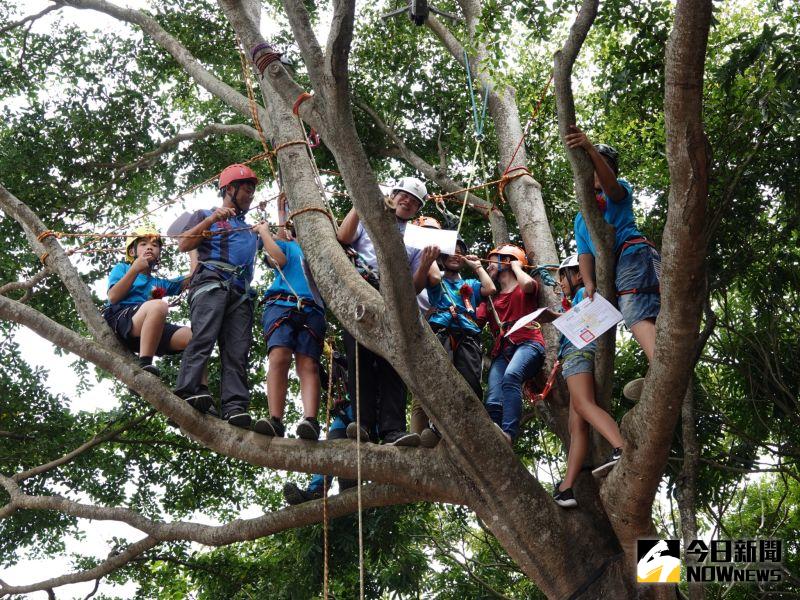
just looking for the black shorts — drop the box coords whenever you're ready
[102,303,183,356]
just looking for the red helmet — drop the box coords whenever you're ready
[487,244,528,267]
[219,164,259,189]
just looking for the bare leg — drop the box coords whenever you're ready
[130,300,169,357]
[561,405,589,491]
[296,354,321,419]
[266,347,292,419]
[169,326,192,351]
[567,373,624,449]
[630,318,656,362]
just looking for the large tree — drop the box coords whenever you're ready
[1,0,796,597]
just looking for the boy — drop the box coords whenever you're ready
[412,235,495,446]
[336,177,439,447]
[565,126,662,400]
[104,226,190,376]
[477,245,546,444]
[174,163,261,428]
[252,216,326,440]
[536,255,625,508]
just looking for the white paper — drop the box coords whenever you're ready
[505,308,547,337]
[403,224,457,255]
[552,293,623,349]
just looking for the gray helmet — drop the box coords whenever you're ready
[593,143,619,175]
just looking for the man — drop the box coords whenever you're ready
[174,163,260,428]
[335,177,439,447]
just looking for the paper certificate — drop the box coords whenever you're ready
[505,308,547,337]
[403,224,458,255]
[552,293,623,349]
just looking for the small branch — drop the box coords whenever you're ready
[0,5,61,34]
[0,430,34,441]
[13,410,155,483]
[279,0,326,90]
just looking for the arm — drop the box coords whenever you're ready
[107,258,149,304]
[414,246,440,292]
[564,125,626,202]
[535,308,562,324]
[253,221,287,267]
[511,261,537,294]
[177,206,236,252]
[578,253,596,299]
[336,207,360,244]
[464,255,496,297]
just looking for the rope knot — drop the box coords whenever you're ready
[36,230,58,242]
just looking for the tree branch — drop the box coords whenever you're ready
[324,0,355,87]
[0,268,49,303]
[276,0,326,91]
[0,5,62,35]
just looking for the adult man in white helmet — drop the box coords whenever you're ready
[336,176,440,447]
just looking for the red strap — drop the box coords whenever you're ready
[617,285,660,297]
[524,360,561,404]
[293,92,313,116]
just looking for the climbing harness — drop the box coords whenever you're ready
[615,237,661,297]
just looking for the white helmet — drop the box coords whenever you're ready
[392,176,428,209]
[558,254,580,273]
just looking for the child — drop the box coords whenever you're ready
[412,235,495,446]
[477,245,546,444]
[252,217,326,440]
[537,255,625,508]
[104,226,190,377]
[565,126,662,400]
[174,164,261,428]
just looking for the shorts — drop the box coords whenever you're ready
[262,303,326,360]
[616,244,661,328]
[560,340,595,378]
[102,303,183,356]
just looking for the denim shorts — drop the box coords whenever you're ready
[560,339,595,378]
[262,303,326,360]
[102,303,183,356]
[616,244,661,327]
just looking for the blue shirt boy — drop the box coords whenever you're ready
[427,276,483,334]
[574,179,644,258]
[106,263,184,305]
[263,240,323,311]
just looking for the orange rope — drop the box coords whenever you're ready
[501,72,554,177]
[524,360,561,404]
[288,206,336,227]
[293,92,314,116]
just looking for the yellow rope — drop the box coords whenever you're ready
[322,341,334,600]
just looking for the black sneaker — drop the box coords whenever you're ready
[283,482,323,505]
[254,416,285,437]
[183,389,213,414]
[226,411,252,429]
[346,422,370,442]
[553,485,578,508]
[142,364,161,378]
[419,427,441,448]
[592,447,623,477]
[383,430,420,447]
[296,418,321,441]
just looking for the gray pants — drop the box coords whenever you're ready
[175,281,254,416]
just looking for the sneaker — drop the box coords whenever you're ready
[283,482,323,505]
[142,364,161,378]
[420,428,441,448]
[553,485,578,508]
[297,418,321,441]
[183,389,213,414]
[383,430,420,447]
[226,411,252,429]
[623,377,645,401]
[254,416,285,437]
[346,422,370,442]
[592,447,623,477]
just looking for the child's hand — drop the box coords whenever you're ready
[251,220,270,235]
[211,206,236,223]
[565,125,593,151]
[463,255,482,270]
[131,254,152,274]
[584,280,596,300]
[510,259,525,274]
[421,245,440,267]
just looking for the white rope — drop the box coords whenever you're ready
[355,342,365,599]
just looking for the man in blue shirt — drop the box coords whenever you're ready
[174,164,261,428]
[104,227,189,378]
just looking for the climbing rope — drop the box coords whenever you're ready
[322,340,334,600]
[354,342,365,600]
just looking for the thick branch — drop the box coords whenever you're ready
[553,0,616,412]
[324,0,355,86]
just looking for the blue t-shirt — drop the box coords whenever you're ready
[427,276,483,334]
[557,286,597,357]
[183,209,260,288]
[106,263,184,305]
[263,240,323,311]
[574,179,643,258]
